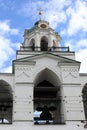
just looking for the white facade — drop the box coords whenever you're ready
[0,19,87,129]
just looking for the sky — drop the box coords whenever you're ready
[0,0,87,73]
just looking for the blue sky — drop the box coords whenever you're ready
[0,0,87,73]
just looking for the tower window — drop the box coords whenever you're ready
[40,36,48,51]
[30,39,35,51]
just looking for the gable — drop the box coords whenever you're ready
[13,52,80,65]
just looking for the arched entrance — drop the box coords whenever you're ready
[34,68,65,124]
[40,36,48,51]
[0,80,13,124]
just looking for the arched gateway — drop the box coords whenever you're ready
[82,83,87,121]
[33,68,65,124]
[0,80,13,124]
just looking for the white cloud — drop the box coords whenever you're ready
[64,37,87,73]
[1,66,12,73]
[0,20,19,36]
[75,39,87,72]
[0,20,20,72]
[76,49,87,73]
[64,39,74,51]
[60,29,67,36]
[76,39,87,49]
[45,10,66,29]
[66,0,87,36]
[5,66,12,73]
[18,0,71,29]
[0,36,15,55]
[0,35,20,71]
[65,39,87,51]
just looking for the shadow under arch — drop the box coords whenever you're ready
[0,80,13,124]
[82,83,87,121]
[40,36,48,51]
[34,68,65,124]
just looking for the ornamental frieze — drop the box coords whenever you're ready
[15,65,33,71]
[62,68,78,72]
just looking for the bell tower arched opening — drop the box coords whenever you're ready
[40,36,48,51]
[30,38,35,51]
[0,80,13,124]
[34,68,65,125]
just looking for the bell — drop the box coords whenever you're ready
[49,106,56,111]
[36,106,43,111]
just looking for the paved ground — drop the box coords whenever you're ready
[0,121,86,130]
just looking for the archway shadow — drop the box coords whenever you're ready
[34,68,65,124]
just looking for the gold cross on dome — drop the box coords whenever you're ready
[38,8,43,20]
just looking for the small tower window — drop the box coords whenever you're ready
[30,39,35,51]
[40,36,48,51]
[53,40,56,49]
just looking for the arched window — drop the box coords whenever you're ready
[40,36,48,51]
[0,80,13,124]
[30,39,35,51]
[53,40,56,49]
[34,68,65,125]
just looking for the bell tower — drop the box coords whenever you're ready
[12,10,85,126]
[20,9,61,54]
[14,13,66,124]
[21,21,61,52]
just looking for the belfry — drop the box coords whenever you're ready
[0,10,87,129]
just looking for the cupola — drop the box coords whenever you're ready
[21,9,61,52]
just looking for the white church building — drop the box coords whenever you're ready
[0,12,87,129]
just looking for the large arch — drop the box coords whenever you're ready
[0,80,13,124]
[34,68,61,87]
[33,68,65,124]
[82,83,87,121]
[40,36,48,51]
